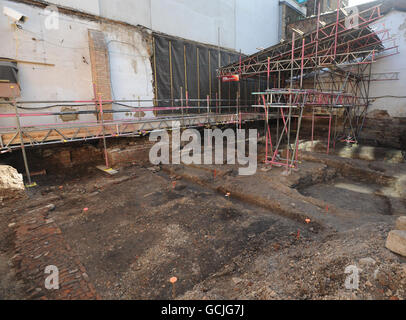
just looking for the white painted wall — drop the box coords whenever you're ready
[8,1,404,126]
[101,23,155,120]
[0,0,98,127]
[0,0,154,128]
[368,11,406,117]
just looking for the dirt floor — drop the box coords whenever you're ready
[0,142,405,300]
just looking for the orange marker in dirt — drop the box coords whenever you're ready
[170,276,178,299]
[305,218,311,224]
[83,208,89,212]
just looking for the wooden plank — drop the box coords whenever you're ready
[0,58,55,67]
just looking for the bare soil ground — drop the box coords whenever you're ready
[0,145,405,300]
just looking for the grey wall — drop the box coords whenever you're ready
[98,0,285,54]
[0,0,154,126]
[12,0,305,53]
[235,0,280,54]
[28,0,306,54]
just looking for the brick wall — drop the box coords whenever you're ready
[299,116,406,151]
[88,29,113,121]
[359,117,406,150]
[11,205,100,300]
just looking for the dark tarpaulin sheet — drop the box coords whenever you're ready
[209,49,218,102]
[198,45,209,113]
[154,37,171,109]
[170,38,185,111]
[153,33,243,116]
[185,42,197,109]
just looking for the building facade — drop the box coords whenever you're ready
[0,0,306,130]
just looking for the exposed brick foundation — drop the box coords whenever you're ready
[40,145,103,168]
[359,117,406,150]
[107,143,154,166]
[299,116,406,151]
[10,205,100,300]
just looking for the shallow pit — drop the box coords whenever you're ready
[298,177,392,216]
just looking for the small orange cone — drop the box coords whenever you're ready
[170,277,178,299]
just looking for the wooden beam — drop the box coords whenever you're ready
[0,58,55,67]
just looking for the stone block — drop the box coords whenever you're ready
[386,230,406,257]
[0,165,25,202]
[395,216,406,231]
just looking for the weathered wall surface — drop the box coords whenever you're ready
[0,0,154,127]
[86,0,295,54]
[0,0,98,127]
[101,23,155,120]
[1,0,297,130]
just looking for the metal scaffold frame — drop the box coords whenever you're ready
[0,92,270,184]
[0,98,269,148]
[218,0,399,173]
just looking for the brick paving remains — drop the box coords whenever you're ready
[10,204,99,300]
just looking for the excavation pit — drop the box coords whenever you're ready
[298,178,393,216]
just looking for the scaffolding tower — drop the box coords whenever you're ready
[218,1,399,172]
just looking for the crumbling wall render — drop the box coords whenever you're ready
[0,0,155,129]
[100,23,155,121]
[0,0,98,128]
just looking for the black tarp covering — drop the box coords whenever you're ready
[153,34,258,115]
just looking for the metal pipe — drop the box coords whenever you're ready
[13,98,32,186]
[98,94,109,168]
